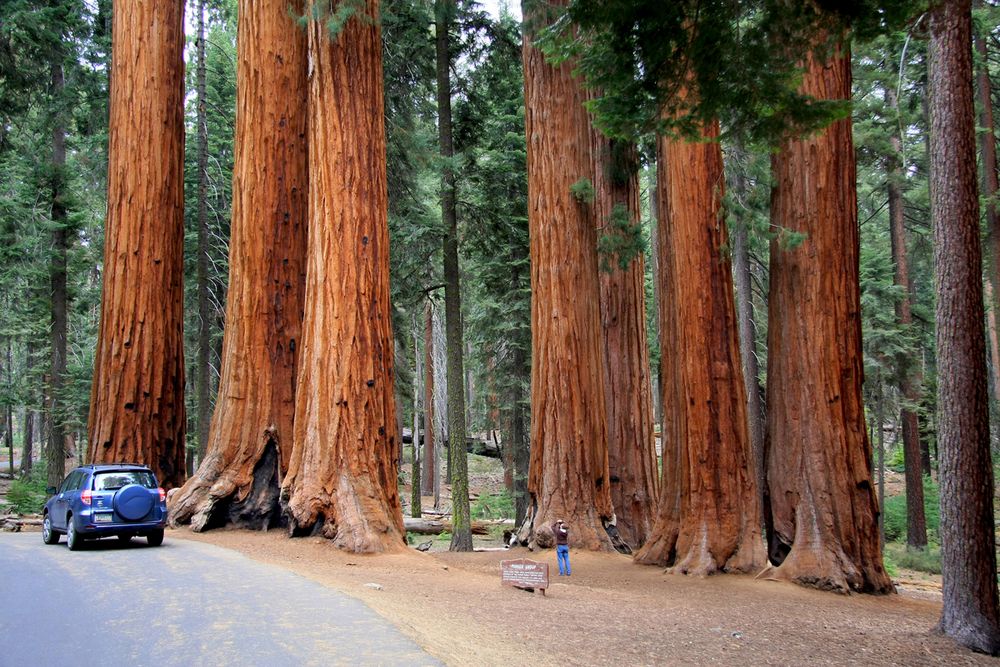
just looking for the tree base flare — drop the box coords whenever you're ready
[170,439,284,532]
[759,540,894,595]
[282,472,405,554]
[936,617,1000,656]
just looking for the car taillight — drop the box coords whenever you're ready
[158,487,166,502]
[81,490,93,505]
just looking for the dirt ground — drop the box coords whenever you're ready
[169,527,988,667]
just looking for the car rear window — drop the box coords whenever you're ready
[94,471,157,490]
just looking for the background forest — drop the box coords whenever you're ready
[1,0,1000,640]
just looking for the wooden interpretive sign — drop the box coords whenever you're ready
[500,558,549,594]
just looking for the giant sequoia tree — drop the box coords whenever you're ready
[591,132,657,549]
[88,0,187,488]
[928,0,1000,653]
[764,42,891,594]
[279,1,405,553]
[170,0,308,530]
[519,0,613,549]
[635,122,764,574]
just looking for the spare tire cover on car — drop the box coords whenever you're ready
[114,484,153,521]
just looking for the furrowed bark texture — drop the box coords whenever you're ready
[929,0,1000,653]
[170,0,308,531]
[521,0,612,550]
[280,1,405,553]
[88,0,186,488]
[592,134,658,549]
[635,124,765,575]
[764,45,891,594]
[436,0,472,552]
[886,87,927,550]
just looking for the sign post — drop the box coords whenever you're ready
[500,558,549,595]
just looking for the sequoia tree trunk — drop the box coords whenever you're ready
[519,0,613,550]
[169,0,308,530]
[279,0,405,553]
[887,86,927,550]
[764,43,892,594]
[592,134,658,549]
[88,0,187,489]
[635,123,765,575]
[928,0,1000,653]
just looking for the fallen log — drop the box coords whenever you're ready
[403,517,512,536]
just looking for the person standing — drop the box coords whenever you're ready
[553,519,570,576]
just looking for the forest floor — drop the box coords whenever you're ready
[0,458,984,665]
[173,527,984,666]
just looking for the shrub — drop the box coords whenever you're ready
[471,490,514,520]
[7,462,49,515]
[884,542,942,575]
[883,475,940,543]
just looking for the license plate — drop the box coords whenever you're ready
[94,513,112,523]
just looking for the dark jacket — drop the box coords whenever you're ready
[552,522,568,546]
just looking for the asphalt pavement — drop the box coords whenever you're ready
[0,532,440,666]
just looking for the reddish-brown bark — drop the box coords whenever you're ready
[592,134,658,549]
[929,0,1000,653]
[519,0,613,550]
[169,0,308,530]
[88,0,187,489]
[764,44,891,594]
[279,1,404,553]
[635,123,765,575]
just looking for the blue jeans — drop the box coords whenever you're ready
[557,544,570,575]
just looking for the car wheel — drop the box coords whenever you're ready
[66,515,81,551]
[42,514,59,545]
[146,529,164,547]
[117,534,132,544]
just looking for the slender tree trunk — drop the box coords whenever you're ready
[929,0,1000,653]
[48,59,68,490]
[22,342,34,474]
[88,1,187,488]
[436,0,472,552]
[280,0,404,553]
[647,159,662,433]
[169,0,308,530]
[764,42,891,594]
[5,340,12,475]
[412,313,422,519]
[975,1,1000,398]
[730,145,765,504]
[194,0,211,476]
[592,135,658,549]
[887,86,928,550]
[519,0,613,550]
[421,299,435,496]
[636,122,765,574]
[876,377,886,549]
[510,343,529,528]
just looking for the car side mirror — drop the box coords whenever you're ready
[46,486,57,495]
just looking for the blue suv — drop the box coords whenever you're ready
[42,464,167,550]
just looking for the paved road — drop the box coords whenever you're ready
[0,532,439,666]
